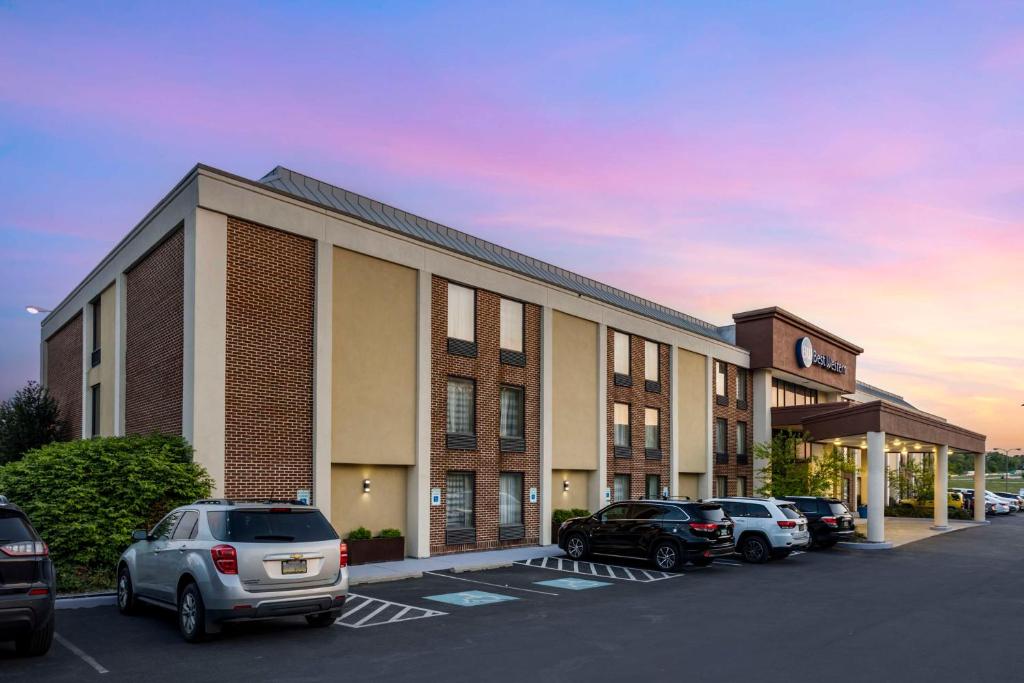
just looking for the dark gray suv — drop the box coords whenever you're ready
[0,495,55,656]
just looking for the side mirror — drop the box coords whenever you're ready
[131,530,149,542]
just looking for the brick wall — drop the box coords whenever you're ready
[45,313,82,441]
[224,218,315,498]
[607,331,671,499]
[430,277,541,555]
[125,229,185,436]
[711,361,754,495]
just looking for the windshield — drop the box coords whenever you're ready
[777,504,802,519]
[691,504,727,522]
[0,513,36,543]
[829,502,850,515]
[208,509,339,543]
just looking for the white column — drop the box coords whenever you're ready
[591,323,608,511]
[112,273,127,436]
[702,354,714,499]
[406,269,432,558]
[312,240,333,515]
[669,346,679,498]
[187,208,227,496]
[751,369,772,493]
[974,453,987,522]
[932,445,949,529]
[867,431,886,542]
[539,305,553,544]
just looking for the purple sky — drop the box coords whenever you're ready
[1,2,1022,447]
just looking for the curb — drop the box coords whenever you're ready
[57,593,117,610]
[837,541,894,551]
[350,571,423,586]
[452,561,513,573]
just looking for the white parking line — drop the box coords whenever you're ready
[423,571,560,596]
[55,632,109,675]
[338,593,446,629]
[516,557,682,582]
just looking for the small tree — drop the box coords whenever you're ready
[809,445,856,498]
[0,381,65,464]
[887,457,933,503]
[755,429,811,496]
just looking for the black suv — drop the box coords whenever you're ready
[557,500,735,571]
[779,496,855,549]
[0,496,55,656]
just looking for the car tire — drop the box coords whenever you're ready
[117,565,140,615]
[691,557,714,567]
[564,533,589,560]
[740,536,770,564]
[820,539,838,550]
[804,535,817,550]
[178,582,208,643]
[652,541,682,571]
[306,610,342,627]
[15,614,54,657]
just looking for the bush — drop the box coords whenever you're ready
[0,381,64,464]
[378,528,402,538]
[885,505,973,521]
[552,508,590,525]
[347,527,372,540]
[0,434,212,593]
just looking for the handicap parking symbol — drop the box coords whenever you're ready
[534,578,611,591]
[424,590,519,607]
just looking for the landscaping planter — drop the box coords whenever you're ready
[346,537,405,565]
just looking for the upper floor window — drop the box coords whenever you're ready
[715,417,727,455]
[446,378,475,435]
[447,283,475,342]
[771,378,819,407]
[714,361,727,398]
[644,407,660,450]
[736,368,748,401]
[500,299,523,352]
[499,386,524,439]
[644,340,659,382]
[90,297,101,367]
[613,331,630,376]
[613,402,631,448]
[737,422,747,456]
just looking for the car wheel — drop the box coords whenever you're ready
[178,583,208,643]
[117,565,140,615]
[652,541,682,571]
[804,534,816,550]
[306,610,342,627]
[740,536,770,564]
[14,614,54,657]
[565,533,588,560]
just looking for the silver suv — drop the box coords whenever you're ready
[117,499,348,642]
[708,497,809,563]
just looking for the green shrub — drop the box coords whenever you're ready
[347,527,372,540]
[552,508,591,525]
[0,434,212,594]
[378,528,402,538]
[885,505,973,520]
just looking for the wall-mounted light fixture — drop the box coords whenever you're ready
[563,479,570,492]
[362,479,371,493]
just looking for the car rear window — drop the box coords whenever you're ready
[690,504,727,522]
[0,513,36,542]
[829,502,850,515]
[207,508,339,543]
[777,504,802,519]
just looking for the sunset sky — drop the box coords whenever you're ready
[1,2,1022,448]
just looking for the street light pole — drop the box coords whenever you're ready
[992,448,1022,493]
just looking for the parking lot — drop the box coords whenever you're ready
[3,515,1022,682]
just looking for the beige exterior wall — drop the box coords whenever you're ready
[86,284,117,436]
[676,347,707,473]
[332,247,417,465]
[552,311,599,471]
[678,473,701,500]
[551,470,592,512]
[331,464,408,542]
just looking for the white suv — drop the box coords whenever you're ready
[709,497,809,563]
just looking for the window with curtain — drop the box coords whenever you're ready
[613,331,630,375]
[737,422,747,456]
[644,340,658,382]
[715,475,728,497]
[613,474,630,502]
[715,418,727,455]
[500,386,524,438]
[446,471,475,529]
[646,474,660,499]
[715,361,727,398]
[644,407,659,449]
[499,472,523,525]
[736,368,747,400]
[614,403,630,447]
[736,476,747,497]
[500,299,523,352]
[447,378,475,435]
[447,282,475,342]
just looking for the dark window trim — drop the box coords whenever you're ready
[500,349,526,366]
[90,384,101,437]
[499,437,526,453]
[614,445,632,458]
[90,348,102,368]
[613,372,633,387]
[645,380,661,394]
[736,399,748,411]
[446,376,477,450]
[716,395,729,407]
[736,454,749,466]
[716,452,729,464]
[90,297,102,366]
[498,524,525,542]
[645,448,663,460]
[447,337,478,358]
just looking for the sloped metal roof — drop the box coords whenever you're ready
[259,166,733,344]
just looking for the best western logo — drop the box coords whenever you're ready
[796,336,847,374]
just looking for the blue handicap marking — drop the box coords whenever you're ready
[423,590,519,607]
[534,578,612,591]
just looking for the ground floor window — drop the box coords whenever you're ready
[645,474,660,499]
[499,472,523,525]
[446,472,475,529]
[715,475,728,498]
[613,474,630,501]
[736,476,747,497]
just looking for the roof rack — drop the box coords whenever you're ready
[192,498,310,506]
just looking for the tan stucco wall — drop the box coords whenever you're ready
[332,247,416,465]
[86,284,117,436]
[676,347,707,473]
[678,473,701,500]
[551,470,593,512]
[331,464,408,543]
[552,311,598,470]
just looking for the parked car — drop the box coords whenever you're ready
[117,499,348,642]
[708,497,809,563]
[991,491,1024,511]
[982,492,1013,514]
[896,492,964,512]
[778,496,855,549]
[961,491,997,516]
[558,500,735,571]
[0,495,55,657]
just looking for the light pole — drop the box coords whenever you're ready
[992,447,1022,493]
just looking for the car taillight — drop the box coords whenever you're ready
[689,522,718,532]
[28,588,49,596]
[777,520,797,529]
[821,516,838,528]
[339,541,349,568]
[0,541,48,557]
[210,544,238,574]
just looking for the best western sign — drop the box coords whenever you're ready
[796,336,847,375]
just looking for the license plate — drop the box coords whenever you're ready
[799,524,805,531]
[718,527,729,537]
[281,559,307,575]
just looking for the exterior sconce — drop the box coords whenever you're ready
[563,479,570,492]
[363,479,371,493]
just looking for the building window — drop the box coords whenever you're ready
[644,340,659,382]
[613,331,631,386]
[644,407,660,454]
[771,378,819,407]
[715,418,728,463]
[613,474,630,502]
[715,361,727,403]
[447,283,475,342]
[90,384,101,437]
[446,472,475,542]
[736,368,748,408]
[500,299,523,352]
[613,402,631,456]
[736,476,747,497]
[499,472,523,526]
[645,474,660,499]
[446,378,476,450]
[737,422,747,463]
[90,298,101,367]
[715,475,728,498]
[499,386,525,452]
